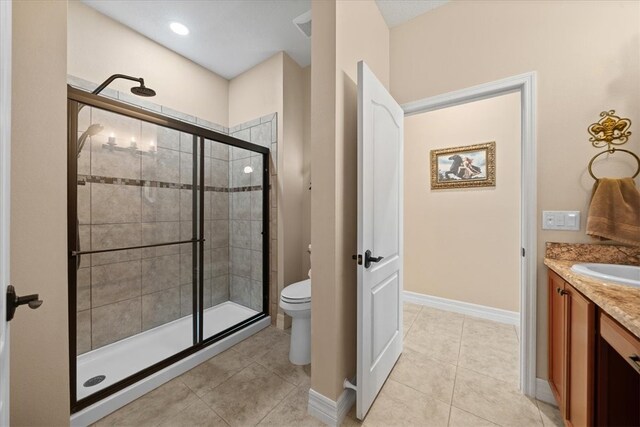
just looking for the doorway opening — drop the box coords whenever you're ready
[401,72,537,396]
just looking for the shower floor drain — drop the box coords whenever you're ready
[83,375,106,387]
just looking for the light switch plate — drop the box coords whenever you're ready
[542,211,581,231]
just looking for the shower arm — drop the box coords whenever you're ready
[92,74,145,95]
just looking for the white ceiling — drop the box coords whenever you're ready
[376,0,449,28]
[82,0,448,80]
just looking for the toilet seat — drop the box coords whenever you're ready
[279,299,311,312]
[281,297,311,304]
[280,279,311,304]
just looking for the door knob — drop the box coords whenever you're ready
[364,250,384,268]
[6,285,43,321]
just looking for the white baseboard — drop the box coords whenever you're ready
[535,377,556,406]
[308,385,355,427]
[403,291,520,326]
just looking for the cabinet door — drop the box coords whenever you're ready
[548,271,566,412]
[597,312,640,426]
[565,283,595,427]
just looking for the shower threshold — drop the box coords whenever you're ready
[76,301,259,401]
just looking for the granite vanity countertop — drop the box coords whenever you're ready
[545,258,640,339]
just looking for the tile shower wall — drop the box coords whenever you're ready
[75,109,232,355]
[228,114,277,313]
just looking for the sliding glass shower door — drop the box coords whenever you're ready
[68,87,269,412]
[201,141,268,341]
[71,101,199,404]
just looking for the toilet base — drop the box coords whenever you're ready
[289,315,311,365]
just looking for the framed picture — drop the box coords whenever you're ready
[430,142,496,189]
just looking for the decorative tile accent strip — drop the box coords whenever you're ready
[228,185,263,193]
[545,242,640,265]
[78,174,261,193]
[79,174,185,189]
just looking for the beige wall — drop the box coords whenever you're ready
[310,0,339,400]
[336,1,390,90]
[310,0,389,401]
[390,0,640,378]
[11,1,70,425]
[301,66,312,277]
[405,92,521,312]
[228,53,283,129]
[283,55,307,285]
[67,1,229,126]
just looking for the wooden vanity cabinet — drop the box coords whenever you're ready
[548,270,595,426]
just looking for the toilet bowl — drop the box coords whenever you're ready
[280,278,311,365]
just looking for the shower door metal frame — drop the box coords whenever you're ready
[67,86,270,413]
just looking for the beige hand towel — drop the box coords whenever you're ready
[586,178,640,246]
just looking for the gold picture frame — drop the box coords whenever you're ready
[430,142,496,189]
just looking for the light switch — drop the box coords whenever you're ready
[542,211,581,231]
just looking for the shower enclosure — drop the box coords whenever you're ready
[67,86,269,413]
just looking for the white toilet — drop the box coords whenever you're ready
[280,278,311,365]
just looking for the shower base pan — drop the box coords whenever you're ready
[71,301,269,426]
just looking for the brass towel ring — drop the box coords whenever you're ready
[588,148,640,180]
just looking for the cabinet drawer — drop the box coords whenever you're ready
[600,312,640,373]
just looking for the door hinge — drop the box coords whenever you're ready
[521,248,525,257]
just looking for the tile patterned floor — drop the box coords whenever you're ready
[94,304,563,427]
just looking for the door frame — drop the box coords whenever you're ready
[0,1,12,425]
[401,71,538,397]
[0,0,11,424]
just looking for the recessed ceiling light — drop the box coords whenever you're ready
[170,22,189,36]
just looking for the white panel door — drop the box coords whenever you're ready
[356,61,404,420]
[0,1,11,424]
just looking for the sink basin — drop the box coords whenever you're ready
[571,263,640,288]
